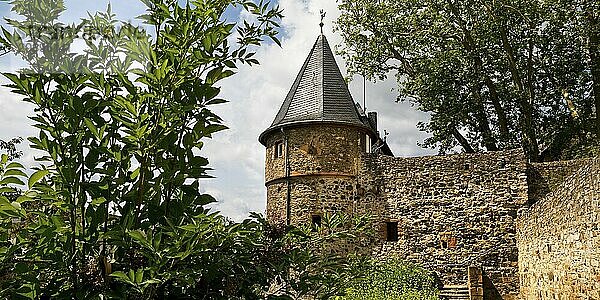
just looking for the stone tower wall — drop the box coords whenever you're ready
[358,149,528,298]
[263,124,372,225]
[517,157,600,299]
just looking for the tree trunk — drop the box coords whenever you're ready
[482,74,511,143]
[452,126,476,153]
[588,13,600,134]
[471,86,499,151]
[497,25,540,161]
[446,0,510,144]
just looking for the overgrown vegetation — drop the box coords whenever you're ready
[335,259,439,300]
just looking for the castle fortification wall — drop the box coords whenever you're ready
[517,157,600,299]
[359,149,528,298]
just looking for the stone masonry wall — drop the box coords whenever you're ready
[264,124,371,225]
[527,159,591,205]
[517,157,600,300]
[359,149,528,298]
[264,125,368,184]
[262,123,578,299]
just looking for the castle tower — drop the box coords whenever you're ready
[259,34,392,226]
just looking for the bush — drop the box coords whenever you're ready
[336,258,439,300]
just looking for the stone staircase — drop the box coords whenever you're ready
[439,284,470,300]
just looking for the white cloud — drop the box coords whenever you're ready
[0,0,435,222]
[0,85,42,168]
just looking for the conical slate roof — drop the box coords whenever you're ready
[259,34,374,145]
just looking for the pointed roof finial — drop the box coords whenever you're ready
[319,10,326,35]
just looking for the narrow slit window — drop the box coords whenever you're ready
[386,222,398,242]
[311,215,322,231]
[274,141,284,158]
[359,133,372,153]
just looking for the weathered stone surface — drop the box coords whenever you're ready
[264,124,373,225]
[517,157,600,300]
[263,123,530,298]
[360,149,528,298]
[264,124,368,184]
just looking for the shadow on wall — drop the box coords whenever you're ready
[526,166,550,206]
[483,271,503,300]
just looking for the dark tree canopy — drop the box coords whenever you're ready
[336,0,600,161]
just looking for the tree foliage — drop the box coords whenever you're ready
[336,0,600,161]
[0,0,292,298]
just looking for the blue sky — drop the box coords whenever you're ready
[0,0,433,221]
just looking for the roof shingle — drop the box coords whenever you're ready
[259,34,373,144]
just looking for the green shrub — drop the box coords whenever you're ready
[336,258,439,300]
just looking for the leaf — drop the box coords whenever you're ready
[179,224,197,231]
[91,197,107,206]
[130,167,140,180]
[0,177,25,186]
[84,118,99,139]
[204,124,228,136]
[15,262,28,274]
[128,230,152,249]
[271,35,281,47]
[110,271,132,283]
[6,162,24,170]
[135,268,144,284]
[0,187,14,193]
[16,196,33,203]
[28,170,49,189]
[3,169,27,177]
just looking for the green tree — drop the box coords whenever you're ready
[0,137,23,160]
[336,0,600,161]
[0,0,284,298]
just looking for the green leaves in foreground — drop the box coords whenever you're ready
[0,0,284,298]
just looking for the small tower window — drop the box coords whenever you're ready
[274,141,284,158]
[386,221,398,242]
[311,215,322,231]
[360,133,372,153]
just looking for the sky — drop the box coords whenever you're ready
[0,0,435,221]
